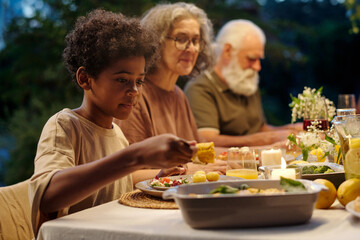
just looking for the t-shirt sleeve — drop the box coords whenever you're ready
[185,81,220,130]
[29,115,76,236]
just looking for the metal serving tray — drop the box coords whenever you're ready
[163,179,324,229]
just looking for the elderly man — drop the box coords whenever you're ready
[185,20,301,147]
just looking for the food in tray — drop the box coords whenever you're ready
[192,142,215,164]
[288,164,335,175]
[150,176,189,188]
[206,177,306,196]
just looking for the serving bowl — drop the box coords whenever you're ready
[295,162,345,188]
[163,179,324,229]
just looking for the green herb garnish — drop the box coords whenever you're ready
[280,177,306,192]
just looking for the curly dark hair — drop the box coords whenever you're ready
[63,9,158,86]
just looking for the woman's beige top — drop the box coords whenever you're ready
[116,80,200,144]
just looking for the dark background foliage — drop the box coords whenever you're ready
[0,0,359,185]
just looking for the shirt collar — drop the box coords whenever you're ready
[205,70,231,93]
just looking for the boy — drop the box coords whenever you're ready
[29,9,196,236]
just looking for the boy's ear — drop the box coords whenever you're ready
[76,67,92,90]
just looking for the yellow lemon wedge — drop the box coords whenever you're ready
[337,178,360,206]
[349,138,360,150]
[344,149,360,178]
[313,179,337,209]
[310,148,326,162]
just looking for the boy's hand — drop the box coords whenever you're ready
[131,134,197,169]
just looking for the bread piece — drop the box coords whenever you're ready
[192,142,215,164]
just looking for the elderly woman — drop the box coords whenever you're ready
[114,2,226,180]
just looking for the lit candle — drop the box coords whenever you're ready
[271,158,296,180]
[271,168,296,180]
[261,149,282,166]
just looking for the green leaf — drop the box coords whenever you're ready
[315,86,323,94]
[280,177,307,192]
[302,148,309,161]
[210,185,239,194]
[287,134,298,145]
[324,134,337,145]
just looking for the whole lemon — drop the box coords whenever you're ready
[337,178,360,206]
[313,179,337,209]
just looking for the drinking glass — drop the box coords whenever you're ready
[226,147,258,179]
[303,97,329,131]
[337,94,356,116]
[333,114,360,179]
[338,94,356,109]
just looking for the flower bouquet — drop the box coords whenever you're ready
[287,87,340,163]
[287,126,341,163]
[289,87,336,131]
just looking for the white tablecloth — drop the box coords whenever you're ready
[37,200,360,240]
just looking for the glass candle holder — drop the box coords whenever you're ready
[261,165,301,180]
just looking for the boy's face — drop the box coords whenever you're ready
[85,56,145,124]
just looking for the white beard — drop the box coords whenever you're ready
[221,56,259,96]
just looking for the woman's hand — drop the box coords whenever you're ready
[156,164,188,177]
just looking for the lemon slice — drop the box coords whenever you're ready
[310,148,326,162]
[349,138,360,150]
[344,148,360,175]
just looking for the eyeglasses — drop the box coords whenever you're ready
[166,36,203,52]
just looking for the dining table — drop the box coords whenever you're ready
[37,192,360,240]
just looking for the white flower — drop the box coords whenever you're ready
[289,86,336,123]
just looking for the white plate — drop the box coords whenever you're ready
[149,175,192,191]
[346,200,360,218]
[135,175,243,198]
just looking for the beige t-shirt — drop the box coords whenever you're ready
[116,80,200,144]
[29,108,133,235]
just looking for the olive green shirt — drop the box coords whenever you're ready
[184,71,265,136]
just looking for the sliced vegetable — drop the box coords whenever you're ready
[280,177,306,192]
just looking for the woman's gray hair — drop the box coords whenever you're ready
[214,20,266,61]
[141,2,214,77]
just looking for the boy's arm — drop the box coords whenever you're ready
[40,134,195,214]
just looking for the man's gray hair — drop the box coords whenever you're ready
[214,20,266,60]
[141,2,214,76]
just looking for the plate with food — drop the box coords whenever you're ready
[346,197,360,218]
[135,173,243,198]
[163,177,325,228]
[148,175,191,191]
